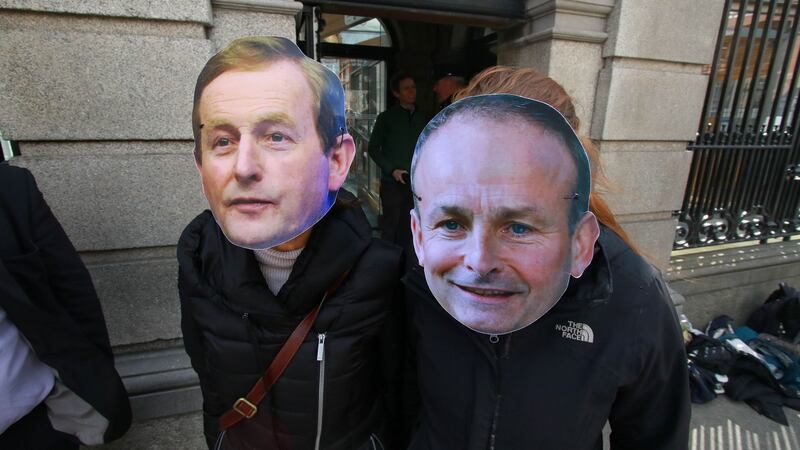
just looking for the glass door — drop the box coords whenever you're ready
[321,57,386,211]
[317,14,392,214]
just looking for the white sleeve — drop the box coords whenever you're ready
[0,305,55,433]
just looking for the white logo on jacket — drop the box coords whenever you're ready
[555,320,594,343]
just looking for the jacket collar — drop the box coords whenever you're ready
[179,193,371,316]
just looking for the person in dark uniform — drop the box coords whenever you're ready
[368,72,426,259]
[432,67,467,111]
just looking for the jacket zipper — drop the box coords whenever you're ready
[214,430,226,450]
[487,333,511,450]
[241,313,265,371]
[314,333,326,450]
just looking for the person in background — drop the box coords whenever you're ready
[0,162,131,449]
[179,36,405,449]
[367,72,426,259]
[432,68,467,111]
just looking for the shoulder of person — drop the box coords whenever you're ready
[599,228,659,285]
[341,239,404,294]
[177,210,216,257]
[597,227,675,319]
[0,163,35,198]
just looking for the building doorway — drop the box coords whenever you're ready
[297,5,504,218]
[318,14,393,213]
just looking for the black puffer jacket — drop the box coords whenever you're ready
[178,199,404,449]
[403,226,690,450]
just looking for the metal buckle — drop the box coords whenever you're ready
[233,398,257,419]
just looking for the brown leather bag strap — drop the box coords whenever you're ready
[219,270,350,432]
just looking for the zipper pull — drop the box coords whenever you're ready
[489,334,499,344]
[317,333,326,361]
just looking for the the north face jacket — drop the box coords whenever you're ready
[403,226,690,450]
[178,197,405,449]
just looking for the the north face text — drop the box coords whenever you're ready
[555,321,594,343]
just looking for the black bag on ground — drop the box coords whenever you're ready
[746,283,800,342]
[686,332,737,374]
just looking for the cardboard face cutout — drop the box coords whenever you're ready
[194,36,354,250]
[410,94,599,335]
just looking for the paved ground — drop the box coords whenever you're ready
[691,396,800,450]
[94,412,205,450]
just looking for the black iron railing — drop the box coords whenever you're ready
[675,0,800,248]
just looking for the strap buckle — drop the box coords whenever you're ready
[233,397,257,419]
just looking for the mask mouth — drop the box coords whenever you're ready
[449,280,523,299]
[226,197,275,207]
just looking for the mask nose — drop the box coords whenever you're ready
[463,230,501,278]
[233,134,263,184]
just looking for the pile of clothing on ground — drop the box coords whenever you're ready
[684,282,800,424]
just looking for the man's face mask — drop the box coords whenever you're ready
[410,94,599,335]
[194,37,354,250]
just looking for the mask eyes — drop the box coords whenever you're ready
[507,223,533,236]
[442,220,461,231]
[211,137,231,150]
[267,133,285,143]
[430,219,466,237]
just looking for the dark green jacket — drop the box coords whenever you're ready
[368,104,427,178]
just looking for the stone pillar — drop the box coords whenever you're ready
[497,0,725,266]
[210,0,301,50]
[591,0,724,266]
[497,0,615,134]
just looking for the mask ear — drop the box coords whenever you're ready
[327,133,356,191]
[569,212,600,278]
[410,209,425,266]
[194,149,207,198]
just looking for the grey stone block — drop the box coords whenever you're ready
[82,247,182,347]
[591,61,708,141]
[13,141,207,251]
[114,347,202,420]
[547,40,602,135]
[599,143,693,216]
[0,29,212,140]
[497,38,550,72]
[669,240,800,328]
[129,387,203,427]
[117,348,196,396]
[604,0,725,65]
[617,215,677,268]
[0,0,212,23]
[496,39,601,134]
[209,7,296,51]
[0,10,206,39]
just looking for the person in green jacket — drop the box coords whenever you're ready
[368,72,427,257]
